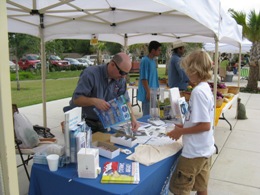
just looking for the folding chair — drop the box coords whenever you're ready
[12,104,56,181]
[15,138,33,181]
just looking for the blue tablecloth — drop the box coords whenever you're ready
[29,116,181,195]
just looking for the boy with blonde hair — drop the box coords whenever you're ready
[168,50,215,195]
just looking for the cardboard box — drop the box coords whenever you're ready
[110,132,138,148]
[92,132,111,143]
[92,141,120,159]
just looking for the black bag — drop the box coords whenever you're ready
[33,125,55,138]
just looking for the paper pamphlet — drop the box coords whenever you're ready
[169,88,187,125]
[76,132,86,154]
[93,95,131,129]
[112,121,151,131]
[101,162,140,184]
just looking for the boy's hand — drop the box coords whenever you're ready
[167,126,183,140]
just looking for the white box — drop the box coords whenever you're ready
[77,148,100,179]
[92,141,120,159]
[110,133,138,148]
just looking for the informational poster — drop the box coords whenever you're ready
[94,95,131,129]
[64,107,82,163]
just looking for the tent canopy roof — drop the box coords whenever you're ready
[204,39,252,53]
[7,0,224,43]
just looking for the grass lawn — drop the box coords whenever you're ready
[11,68,166,107]
[129,67,167,81]
[11,70,82,107]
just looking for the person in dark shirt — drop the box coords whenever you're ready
[168,40,189,91]
[71,52,139,133]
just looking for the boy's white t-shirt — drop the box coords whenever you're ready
[182,82,215,158]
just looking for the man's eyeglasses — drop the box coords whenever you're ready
[112,60,128,76]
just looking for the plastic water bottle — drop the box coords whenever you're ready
[150,87,160,120]
[85,125,92,148]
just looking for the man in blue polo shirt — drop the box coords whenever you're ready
[70,52,139,133]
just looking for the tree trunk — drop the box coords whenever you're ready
[246,42,260,91]
[246,64,259,90]
[15,50,20,91]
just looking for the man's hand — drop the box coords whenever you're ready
[131,118,140,132]
[94,99,110,111]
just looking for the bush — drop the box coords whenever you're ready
[70,65,78,71]
[12,72,35,80]
[240,87,260,94]
[10,73,17,81]
[77,65,85,70]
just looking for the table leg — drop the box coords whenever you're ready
[219,113,232,130]
[214,144,219,154]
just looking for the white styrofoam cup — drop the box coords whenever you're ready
[46,154,59,171]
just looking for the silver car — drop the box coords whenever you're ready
[9,61,19,72]
[77,58,94,67]
[64,58,82,66]
[77,58,90,67]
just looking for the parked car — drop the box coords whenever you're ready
[102,54,111,64]
[9,61,19,72]
[48,55,69,69]
[64,58,82,66]
[77,58,94,67]
[18,54,40,70]
[82,55,97,64]
[85,58,94,66]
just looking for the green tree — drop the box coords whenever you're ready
[129,43,148,61]
[93,42,106,64]
[105,42,122,55]
[74,40,91,55]
[8,33,40,58]
[45,40,65,57]
[229,9,260,91]
[8,33,40,90]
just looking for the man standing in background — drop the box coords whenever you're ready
[219,53,229,82]
[168,40,189,91]
[137,41,162,116]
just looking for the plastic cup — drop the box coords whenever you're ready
[46,154,59,171]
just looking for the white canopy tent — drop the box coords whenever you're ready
[5,0,243,128]
[8,0,220,41]
[6,0,225,127]
[2,0,243,193]
[204,39,252,53]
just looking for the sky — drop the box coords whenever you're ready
[221,0,260,13]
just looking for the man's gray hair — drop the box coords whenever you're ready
[112,53,123,65]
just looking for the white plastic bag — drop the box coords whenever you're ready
[46,144,65,156]
[14,112,40,148]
